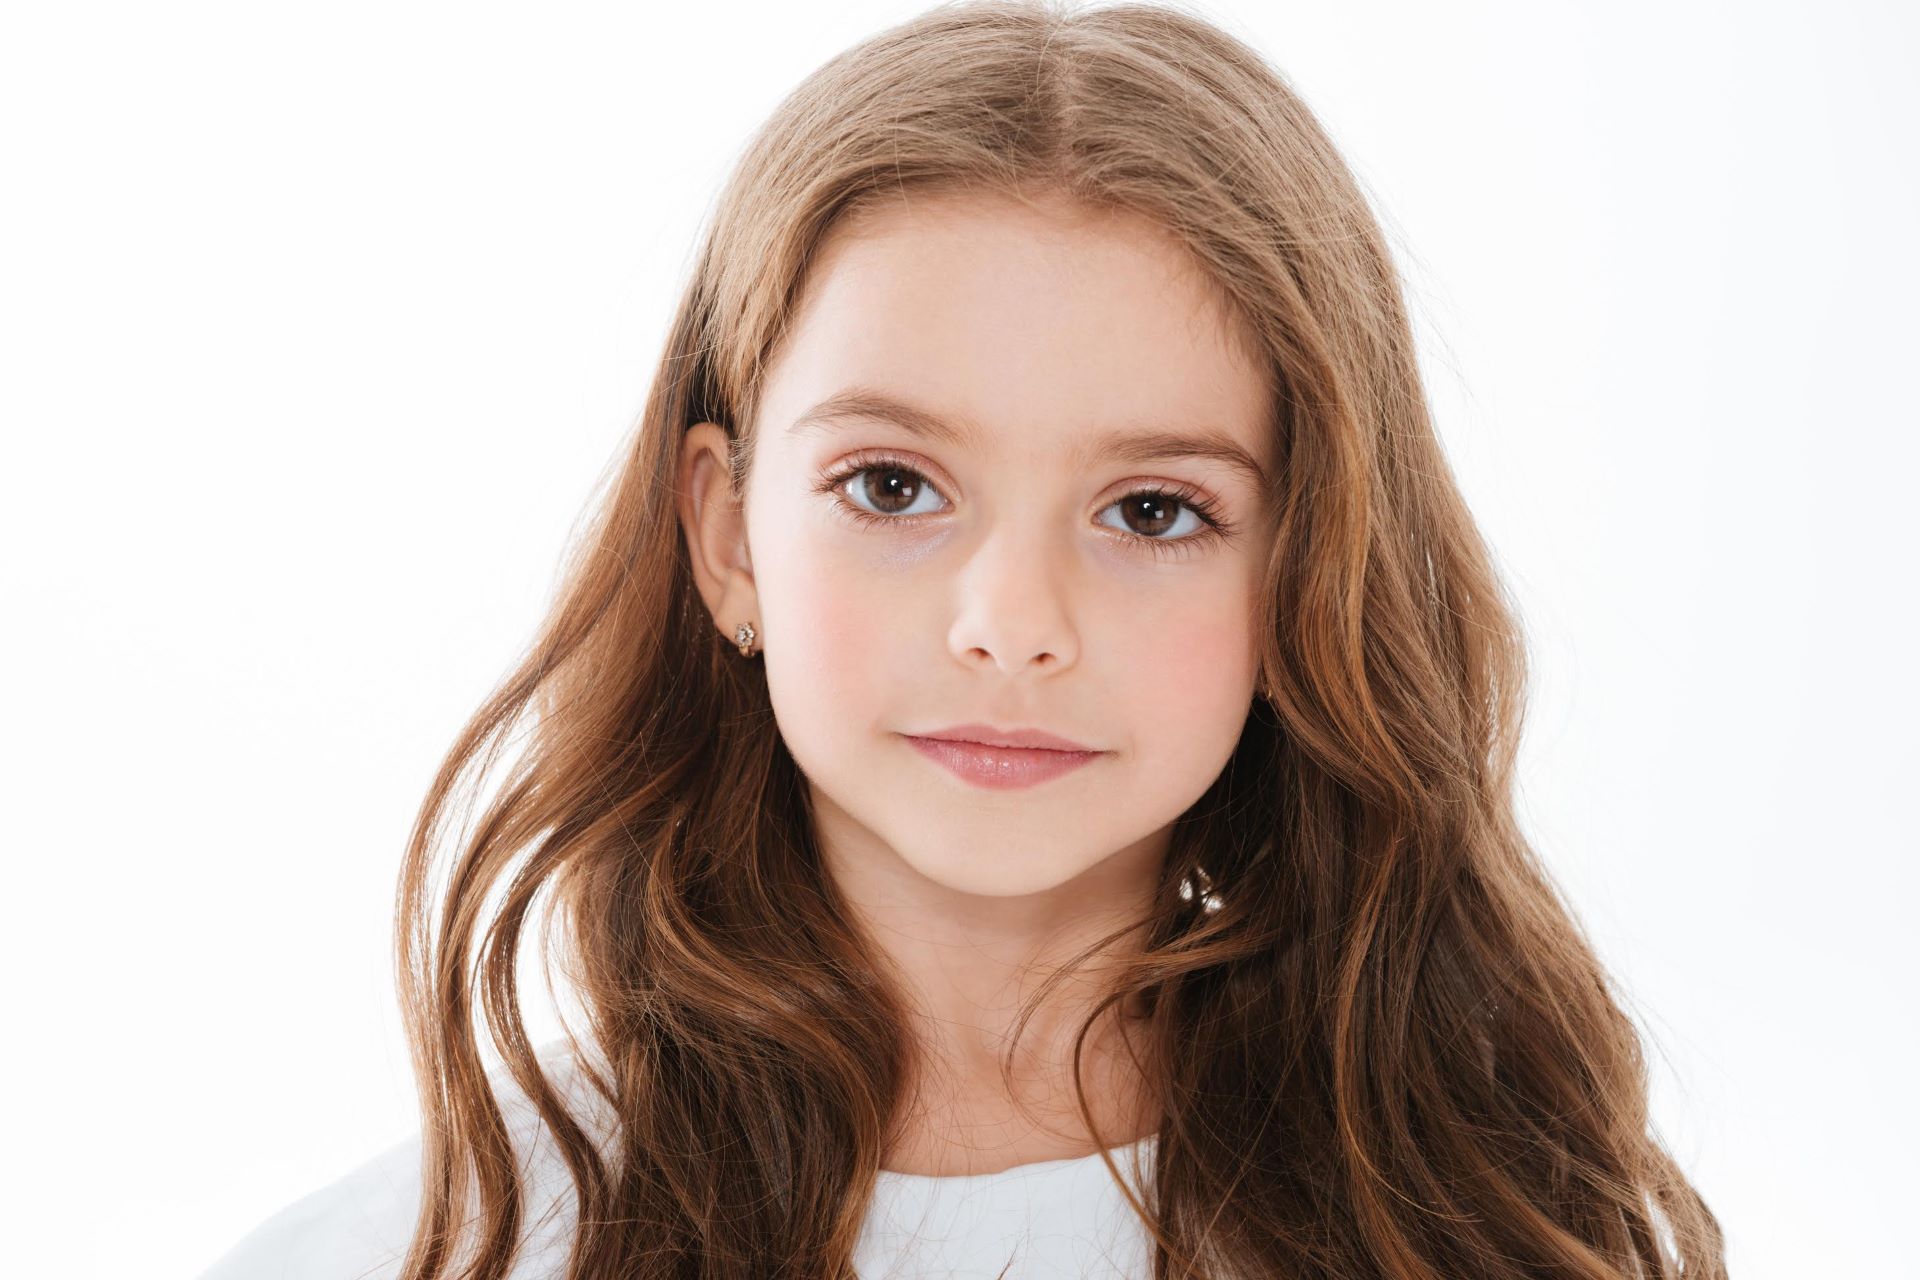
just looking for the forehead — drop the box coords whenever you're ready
[757,192,1274,470]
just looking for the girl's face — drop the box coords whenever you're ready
[697,192,1275,903]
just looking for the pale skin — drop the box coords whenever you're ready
[678,189,1276,1175]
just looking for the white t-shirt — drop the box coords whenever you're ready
[196,1041,1158,1280]
[855,1136,1156,1279]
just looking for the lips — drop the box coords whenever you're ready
[903,730,1104,790]
[910,722,1096,752]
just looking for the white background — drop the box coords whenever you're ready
[2,2,1913,1276]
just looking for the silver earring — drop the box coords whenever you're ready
[1178,865,1223,914]
[733,621,757,657]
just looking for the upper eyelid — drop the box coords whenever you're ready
[822,448,1221,507]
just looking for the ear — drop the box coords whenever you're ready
[677,422,758,647]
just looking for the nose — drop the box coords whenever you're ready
[943,520,1082,679]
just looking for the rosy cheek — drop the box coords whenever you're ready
[779,547,897,683]
[1128,605,1253,710]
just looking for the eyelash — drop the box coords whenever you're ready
[810,450,1238,561]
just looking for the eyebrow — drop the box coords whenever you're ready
[786,387,1270,491]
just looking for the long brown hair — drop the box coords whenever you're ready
[391,2,1725,1276]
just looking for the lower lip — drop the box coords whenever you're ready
[905,736,1103,790]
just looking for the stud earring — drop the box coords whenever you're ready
[733,621,757,657]
[1178,865,1223,915]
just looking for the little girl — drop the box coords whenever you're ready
[201,2,1724,1277]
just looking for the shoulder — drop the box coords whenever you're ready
[196,1038,608,1280]
[195,1125,426,1280]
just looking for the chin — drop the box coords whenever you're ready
[896,837,1102,899]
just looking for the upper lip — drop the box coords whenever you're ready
[910,723,1099,752]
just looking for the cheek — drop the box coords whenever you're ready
[754,526,909,728]
[1106,589,1256,723]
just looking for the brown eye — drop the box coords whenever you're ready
[1115,492,1183,538]
[813,454,1231,561]
[1096,489,1215,544]
[857,466,927,515]
[819,460,948,521]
